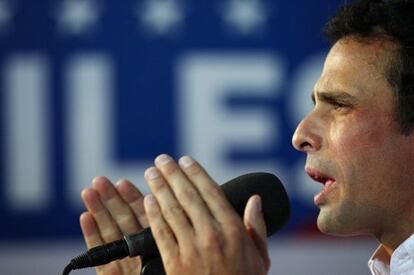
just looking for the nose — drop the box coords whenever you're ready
[292,113,322,153]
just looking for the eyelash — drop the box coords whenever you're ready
[331,101,350,109]
[311,99,352,110]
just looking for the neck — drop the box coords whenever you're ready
[376,227,414,256]
[376,179,414,256]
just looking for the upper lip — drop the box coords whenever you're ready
[305,167,335,185]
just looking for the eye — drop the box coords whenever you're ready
[331,101,351,110]
[332,101,346,108]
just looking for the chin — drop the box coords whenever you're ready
[316,210,364,237]
[316,209,350,236]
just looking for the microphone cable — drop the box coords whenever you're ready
[62,239,130,275]
[62,263,73,275]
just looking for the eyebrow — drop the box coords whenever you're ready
[311,91,358,105]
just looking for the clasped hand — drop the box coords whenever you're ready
[80,154,270,275]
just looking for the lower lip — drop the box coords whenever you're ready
[314,179,337,206]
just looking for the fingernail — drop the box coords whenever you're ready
[145,194,157,205]
[179,156,194,169]
[156,154,172,166]
[92,176,108,185]
[115,179,124,186]
[145,167,160,180]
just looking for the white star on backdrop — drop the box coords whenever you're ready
[137,0,184,36]
[0,0,13,33]
[56,0,101,36]
[222,0,269,36]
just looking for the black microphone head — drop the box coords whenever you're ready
[221,172,290,236]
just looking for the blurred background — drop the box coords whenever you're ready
[0,0,377,274]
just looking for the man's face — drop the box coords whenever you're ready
[292,37,414,237]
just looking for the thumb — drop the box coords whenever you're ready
[243,195,270,269]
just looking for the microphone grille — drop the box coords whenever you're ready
[221,172,290,236]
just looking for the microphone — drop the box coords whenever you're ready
[65,172,290,272]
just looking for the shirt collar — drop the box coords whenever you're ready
[369,245,391,275]
[368,233,414,275]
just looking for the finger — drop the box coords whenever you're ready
[144,194,179,263]
[243,195,270,270]
[116,179,149,228]
[178,156,239,225]
[154,154,214,230]
[93,176,141,234]
[144,166,194,246]
[80,212,104,249]
[81,188,123,242]
[80,212,121,275]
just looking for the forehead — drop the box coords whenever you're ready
[314,37,397,101]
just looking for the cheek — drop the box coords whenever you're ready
[329,111,392,190]
[330,110,391,153]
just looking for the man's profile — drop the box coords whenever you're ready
[79,0,414,274]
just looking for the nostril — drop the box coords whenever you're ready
[300,141,313,151]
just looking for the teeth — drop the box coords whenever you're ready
[307,170,335,185]
[325,179,334,187]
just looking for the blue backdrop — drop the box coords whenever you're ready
[0,0,345,241]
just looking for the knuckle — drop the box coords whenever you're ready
[206,185,223,199]
[184,244,197,258]
[202,231,224,252]
[150,237,180,271]
[225,223,244,242]
[178,187,198,201]
[101,231,120,242]
[149,178,165,191]
[184,162,203,176]
[162,163,180,176]
[116,213,130,224]
[180,243,198,261]
[155,225,174,240]
[180,252,199,269]
[164,254,181,272]
[117,214,137,230]
[163,204,184,220]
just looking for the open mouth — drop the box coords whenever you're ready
[305,167,337,205]
[306,167,335,184]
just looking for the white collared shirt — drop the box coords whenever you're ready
[369,234,414,275]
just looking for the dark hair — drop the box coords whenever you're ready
[324,0,414,135]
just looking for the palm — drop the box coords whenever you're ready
[96,257,141,275]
